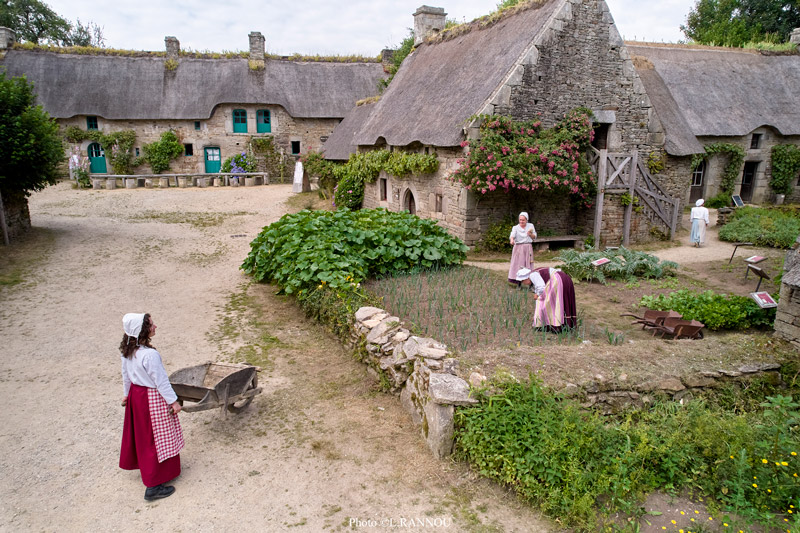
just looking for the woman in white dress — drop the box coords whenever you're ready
[690,199,709,247]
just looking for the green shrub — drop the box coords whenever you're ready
[456,379,800,530]
[770,145,800,196]
[718,206,800,248]
[475,216,515,253]
[221,152,257,175]
[297,284,380,341]
[333,172,364,210]
[141,130,183,174]
[241,208,467,294]
[301,150,339,196]
[704,191,731,209]
[556,247,678,283]
[639,289,776,330]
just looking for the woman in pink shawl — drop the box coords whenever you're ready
[507,212,536,284]
[529,267,577,333]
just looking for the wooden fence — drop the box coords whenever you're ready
[589,148,680,246]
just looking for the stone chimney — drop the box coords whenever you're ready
[249,32,265,60]
[0,27,15,51]
[380,48,395,67]
[791,28,800,47]
[165,36,180,59]
[413,6,447,46]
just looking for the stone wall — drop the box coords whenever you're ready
[775,281,800,348]
[351,306,475,458]
[60,106,339,177]
[571,363,784,414]
[494,0,663,158]
[687,130,800,205]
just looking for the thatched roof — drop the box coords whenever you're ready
[354,0,563,148]
[321,102,375,160]
[629,44,800,147]
[0,50,385,119]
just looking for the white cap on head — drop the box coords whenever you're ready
[696,199,704,207]
[122,313,146,338]
[519,212,529,221]
[515,267,532,281]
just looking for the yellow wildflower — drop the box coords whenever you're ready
[691,518,696,522]
[753,483,758,488]
[671,520,677,525]
[763,459,769,463]
[792,452,797,456]
[694,511,699,514]
[709,517,713,521]
[723,523,729,527]
[681,511,685,515]
[783,462,789,466]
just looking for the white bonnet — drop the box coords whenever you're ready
[696,199,704,207]
[123,313,146,338]
[515,267,532,281]
[519,212,529,221]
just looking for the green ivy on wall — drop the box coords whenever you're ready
[770,144,800,196]
[691,143,745,195]
[62,126,138,174]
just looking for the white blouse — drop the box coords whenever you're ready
[690,206,709,224]
[510,223,537,244]
[121,347,178,404]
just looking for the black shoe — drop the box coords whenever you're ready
[144,483,175,501]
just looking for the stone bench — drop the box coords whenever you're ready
[532,235,586,252]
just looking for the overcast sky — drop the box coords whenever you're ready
[45,0,697,55]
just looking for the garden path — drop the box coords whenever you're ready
[466,209,770,272]
[0,183,549,532]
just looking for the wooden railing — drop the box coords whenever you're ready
[589,148,680,246]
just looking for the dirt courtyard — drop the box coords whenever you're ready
[0,183,550,532]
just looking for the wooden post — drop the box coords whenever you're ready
[592,149,608,248]
[670,198,680,240]
[622,152,638,247]
[0,190,9,246]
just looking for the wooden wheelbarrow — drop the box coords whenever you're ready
[620,309,682,330]
[169,362,262,415]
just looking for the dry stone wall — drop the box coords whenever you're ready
[351,306,476,458]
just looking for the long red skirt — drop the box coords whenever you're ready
[120,384,181,487]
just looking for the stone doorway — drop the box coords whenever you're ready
[403,189,416,215]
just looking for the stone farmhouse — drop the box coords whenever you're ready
[0,28,386,176]
[324,0,800,246]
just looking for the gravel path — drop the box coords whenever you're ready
[0,183,549,532]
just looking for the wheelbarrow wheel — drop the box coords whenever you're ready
[226,395,254,413]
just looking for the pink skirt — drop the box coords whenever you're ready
[508,243,533,282]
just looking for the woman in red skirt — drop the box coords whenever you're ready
[119,313,184,501]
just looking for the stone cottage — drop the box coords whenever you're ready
[629,40,800,206]
[324,0,682,246]
[0,29,386,176]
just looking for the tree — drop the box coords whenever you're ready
[0,72,64,240]
[681,0,800,46]
[0,72,64,197]
[0,0,104,46]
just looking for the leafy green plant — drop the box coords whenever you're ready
[718,206,800,248]
[646,151,665,174]
[297,284,380,341]
[456,379,800,531]
[770,145,800,196]
[221,152,257,177]
[704,191,732,209]
[141,130,183,174]
[331,149,438,209]
[250,136,288,183]
[639,289,776,330]
[556,247,678,283]
[241,208,467,294]
[300,150,338,196]
[475,216,515,253]
[692,143,745,195]
[604,327,625,345]
[451,109,597,208]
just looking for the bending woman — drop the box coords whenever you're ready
[530,267,577,333]
[508,212,536,284]
[119,313,184,501]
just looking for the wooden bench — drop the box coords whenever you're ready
[532,235,586,252]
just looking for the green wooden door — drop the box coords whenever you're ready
[204,147,221,173]
[87,143,107,173]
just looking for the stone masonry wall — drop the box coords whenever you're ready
[494,0,664,158]
[775,282,800,348]
[1,192,31,240]
[59,106,339,177]
[351,306,475,458]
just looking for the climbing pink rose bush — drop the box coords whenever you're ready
[449,108,597,208]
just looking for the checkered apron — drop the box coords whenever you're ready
[147,388,185,463]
